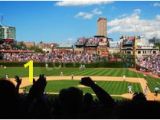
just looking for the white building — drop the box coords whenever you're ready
[108,41,120,54]
[136,44,159,58]
[0,25,16,40]
[135,36,159,57]
[120,35,159,57]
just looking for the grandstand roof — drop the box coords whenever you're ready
[94,35,106,38]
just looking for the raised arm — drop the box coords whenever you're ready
[28,74,47,99]
[80,77,115,107]
[15,76,22,94]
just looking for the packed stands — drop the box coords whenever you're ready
[136,54,160,76]
[1,51,99,63]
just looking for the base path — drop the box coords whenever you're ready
[9,75,160,101]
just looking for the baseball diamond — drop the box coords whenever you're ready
[1,67,160,101]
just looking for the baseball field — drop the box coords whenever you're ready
[1,67,160,100]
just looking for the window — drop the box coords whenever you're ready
[153,51,156,54]
[127,51,131,54]
[138,51,141,54]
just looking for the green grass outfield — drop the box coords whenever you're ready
[0,67,144,78]
[2,67,160,94]
[25,80,142,95]
[145,76,160,92]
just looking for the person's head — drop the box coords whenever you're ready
[0,79,18,117]
[59,87,83,113]
[132,92,146,103]
[0,79,17,101]
[83,93,93,106]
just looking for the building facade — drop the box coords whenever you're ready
[74,17,109,57]
[120,36,135,55]
[75,36,109,57]
[97,17,107,37]
[0,25,16,41]
[23,42,35,48]
[120,35,159,58]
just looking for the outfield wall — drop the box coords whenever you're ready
[0,61,134,68]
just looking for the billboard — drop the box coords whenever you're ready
[122,36,135,47]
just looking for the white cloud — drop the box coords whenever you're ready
[55,0,113,6]
[156,15,160,20]
[75,12,94,20]
[153,2,160,7]
[92,8,102,15]
[118,14,127,18]
[133,9,141,15]
[108,9,160,40]
[75,8,102,20]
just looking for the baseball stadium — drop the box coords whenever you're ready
[0,1,160,119]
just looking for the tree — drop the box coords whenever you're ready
[29,46,44,53]
[155,43,160,49]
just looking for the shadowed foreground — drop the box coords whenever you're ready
[0,75,160,119]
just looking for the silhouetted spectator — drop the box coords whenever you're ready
[22,75,51,118]
[58,87,83,118]
[0,79,19,118]
[0,74,160,119]
[80,77,115,107]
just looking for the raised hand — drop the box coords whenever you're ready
[33,78,36,84]
[15,75,22,93]
[15,75,22,85]
[80,77,115,106]
[29,74,47,98]
[80,77,95,87]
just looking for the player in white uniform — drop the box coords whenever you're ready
[60,71,63,76]
[128,84,132,94]
[5,74,8,79]
[154,87,159,96]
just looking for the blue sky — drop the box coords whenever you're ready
[0,1,160,44]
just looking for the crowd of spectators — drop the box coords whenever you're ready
[86,38,99,46]
[0,42,27,51]
[76,37,107,46]
[76,37,87,45]
[0,38,108,63]
[136,54,160,75]
[0,43,12,50]
[2,51,99,63]
[0,75,160,119]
